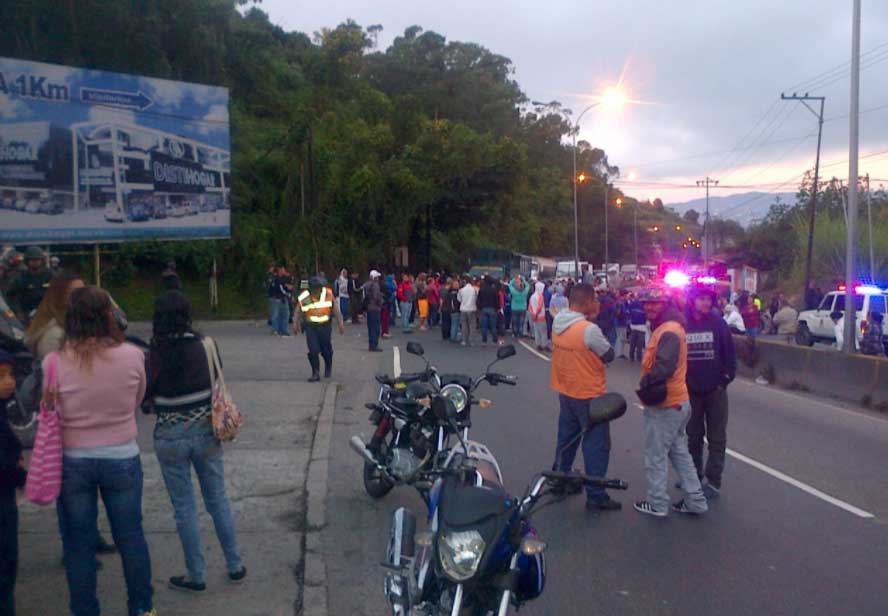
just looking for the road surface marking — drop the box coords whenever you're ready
[558,362,876,518]
[519,340,551,362]
[393,346,401,377]
[722,447,875,519]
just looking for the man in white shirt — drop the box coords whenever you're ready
[458,278,478,346]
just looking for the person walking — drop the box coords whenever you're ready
[738,292,760,339]
[362,271,384,352]
[265,262,277,331]
[295,275,345,382]
[7,246,52,324]
[550,284,621,511]
[444,278,461,342]
[0,349,26,616]
[397,273,415,334]
[528,281,549,351]
[633,286,708,517]
[146,291,246,592]
[458,277,477,347]
[334,269,350,321]
[628,293,647,362]
[415,274,429,331]
[427,275,441,329]
[381,273,395,339]
[685,286,736,500]
[269,264,293,337]
[615,290,630,359]
[508,276,529,338]
[54,286,155,616]
[596,292,618,349]
[477,276,499,346]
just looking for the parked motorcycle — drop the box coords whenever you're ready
[382,392,628,615]
[350,342,517,499]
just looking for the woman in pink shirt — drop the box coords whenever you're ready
[52,286,154,616]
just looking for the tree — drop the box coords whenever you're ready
[683,209,700,224]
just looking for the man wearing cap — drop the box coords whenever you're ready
[294,274,345,382]
[634,285,708,517]
[6,247,51,323]
[685,285,736,499]
[362,270,384,352]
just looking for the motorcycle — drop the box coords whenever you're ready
[350,341,517,499]
[382,392,628,615]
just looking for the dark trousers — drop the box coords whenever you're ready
[0,499,17,616]
[305,324,333,373]
[381,305,390,335]
[687,387,729,488]
[429,304,439,327]
[366,310,381,350]
[546,312,554,339]
[553,394,612,502]
[629,329,646,362]
[348,293,360,323]
[441,312,452,340]
[480,307,498,343]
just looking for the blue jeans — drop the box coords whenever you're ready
[366,310,381,350]
[450,313,460,341]
[339,297,349,320]
[480,307,498,343]
[553,395,612,503]
[271,298,290,336]
[511,310,526,338]
[59,455,153,616]
[154,419,243,584]
[400,301,413,332]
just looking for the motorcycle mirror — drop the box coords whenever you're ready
[496,344,516,360]
[586,393,627,426]
[406,342,425,356]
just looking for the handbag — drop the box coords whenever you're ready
[202,337,243,442]
[24,352,63,506]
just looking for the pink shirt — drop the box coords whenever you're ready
[45,343,146,450]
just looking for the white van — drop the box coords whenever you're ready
[796,286,888,346]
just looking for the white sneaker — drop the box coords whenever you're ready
[633,500,667,517]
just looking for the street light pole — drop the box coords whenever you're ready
[844,0,861,354]
[572,130,579,279]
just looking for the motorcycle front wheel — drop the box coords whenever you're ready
[363,443,394,498]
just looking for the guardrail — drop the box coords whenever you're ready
[732,335,888,411]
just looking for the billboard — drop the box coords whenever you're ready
[0,57,230,243]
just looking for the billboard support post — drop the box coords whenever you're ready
[94,244,101,288]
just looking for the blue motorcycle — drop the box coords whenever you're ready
[383,393,628,615]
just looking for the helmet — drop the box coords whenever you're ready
[638,284,672,304]
[689,284,718,302]
[24,246,44,261]
[309,275,325,289]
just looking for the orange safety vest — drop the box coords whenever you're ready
[550,320,607,399]
[641,320,689,408]
[298,287,334,325]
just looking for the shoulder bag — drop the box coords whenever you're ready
[202,337,244,442]
[24,352,63,505]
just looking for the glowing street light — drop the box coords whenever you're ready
[601,87,627,112]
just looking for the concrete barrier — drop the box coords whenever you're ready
[732,335,888,410]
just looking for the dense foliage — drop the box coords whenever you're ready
[1,0,695,291]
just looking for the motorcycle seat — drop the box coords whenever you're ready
[375,372,426,387]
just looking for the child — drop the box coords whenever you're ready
[1,349,26,615]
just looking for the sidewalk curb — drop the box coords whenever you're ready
[302,383,337,616]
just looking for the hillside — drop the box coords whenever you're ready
[667,192,797,227]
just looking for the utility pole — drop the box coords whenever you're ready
[603,177,609,270]
[866,174,874,281]
[844,0,861,354]
[781,92,825,308]
[696,176,718,267]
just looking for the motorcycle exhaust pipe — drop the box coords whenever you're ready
[349,435,381,467]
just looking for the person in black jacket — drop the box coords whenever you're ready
[685,285,736,499]
[477,276,500,345]
[1,349,26,615]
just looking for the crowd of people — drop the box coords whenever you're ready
[1,256,246,616]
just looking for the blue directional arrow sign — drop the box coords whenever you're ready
[80,87,153,111]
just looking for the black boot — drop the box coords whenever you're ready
[323,354,332,379]
[308,354,321,382]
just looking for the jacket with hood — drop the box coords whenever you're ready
[685,309,736,395]
[528,282,547,322]
[549,286,568,317]
[477,281,499,310]
[508,280,530,312]
[550,309,614,399]
[641,306,689,408]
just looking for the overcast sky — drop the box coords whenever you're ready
[251,1,888,203]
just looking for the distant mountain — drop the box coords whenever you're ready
[666,192,797,227]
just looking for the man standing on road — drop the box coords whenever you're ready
[294,275,345,382]
[550,283,621,511]
[458,276,477,346]
[6,246,52,324]
[685,285,736,499]
[628,292,647,362]
[269,263,293,337]
[362,270,384,353]
[634,286,708,517]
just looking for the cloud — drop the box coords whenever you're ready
[146,78,228,112]
[87,105,137,125]
[0,94,33,120]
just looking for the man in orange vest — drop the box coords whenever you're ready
[294,274,345,382]
[550,283,621,511]
[633,285,708,517]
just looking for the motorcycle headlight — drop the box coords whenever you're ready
[438,530,485,581]
[440,384,468,414]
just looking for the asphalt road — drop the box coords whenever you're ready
[324,324,888,616]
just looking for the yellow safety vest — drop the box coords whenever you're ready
[298,287,333,325]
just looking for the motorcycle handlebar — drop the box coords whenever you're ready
[541,470,628,491]
[487,373,518,386]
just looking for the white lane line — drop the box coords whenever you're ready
[393,346,401,377]
[540,354,876,519]
[519,340,551,362]
[723,447,875,519]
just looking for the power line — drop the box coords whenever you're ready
[784,39,888,92]
[718,104,799,182]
